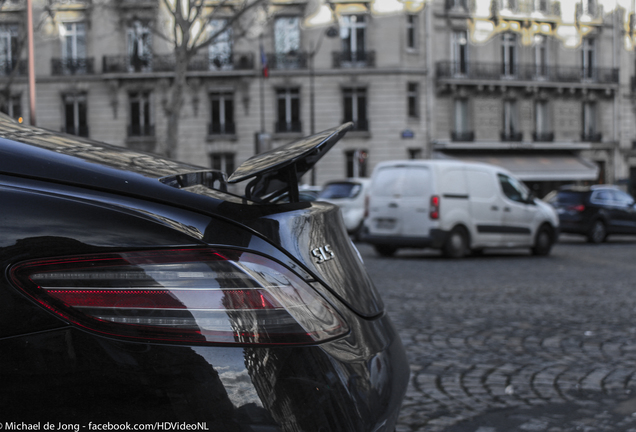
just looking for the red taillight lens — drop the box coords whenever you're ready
[567,204,585,212]
[430,195,440,220]
[10,249,349,346]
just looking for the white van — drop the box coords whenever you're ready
[362,160,559,257]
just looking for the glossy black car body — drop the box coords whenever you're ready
[549,185,636,243]
[0,117,408,430]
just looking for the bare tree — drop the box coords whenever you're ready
[153,0,268,159]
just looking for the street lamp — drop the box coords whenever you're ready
[309,25,338,185]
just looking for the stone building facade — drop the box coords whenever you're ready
[2,0,636,196]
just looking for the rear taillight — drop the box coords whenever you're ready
[567,204,585,212]
[364,195,369,219]
[430,195,440,220]
[9,249,349,346]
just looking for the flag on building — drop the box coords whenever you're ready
[260,44,268,78]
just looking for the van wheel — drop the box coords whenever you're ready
[532,226,553,256]
[587,220,606,244]
[374,245,397,257]
[443,227,468,258]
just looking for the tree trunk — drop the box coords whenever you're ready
[164,48,189,159]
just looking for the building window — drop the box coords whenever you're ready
[63,93,88,137]
[502,99,521,141]
[408,148,422,159]
[127,20,152,72]
[534,0,549,12]
[451,30,468,76]
[446,0,468,10]
[407,83,418,118]
[209,92,235,135]
[534,35,548,78]
[340,15,366,63]
[129,91,153,137]
[0,94,22,122]
[345,149,368,178]
[208,20,233,71]
[500,0,518,11]
[501,33,517,77]
[60,22,86,74]
[452,98,473,141]
[210,153,235,174]
[274,16,301,69]
[582,0,596,16]
[343,87,368,131]
[582,37,595,80]
[406,15,417,50]
[276,88,301,133]
[533,100,552,141]
[582,101,600,141]
[0,24,19,76]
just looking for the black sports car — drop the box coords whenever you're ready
[0,118,409,431]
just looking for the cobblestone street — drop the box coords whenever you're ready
[357,235,636,432]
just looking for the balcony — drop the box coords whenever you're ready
[103,53,254,74]
[332,51,376,68]
[581,132,602,142]
[500,131,523,142]
[128,124,155,137]
[344,119,369,132]
[0,59,26,76]
[451,131,475,142]
[532,132,554,142]
[62,125,89,137]
[208,122,236,135]
[436,61,619,85]
[266,52,308,70]
[51,58,94,75]
[275,121,302,134]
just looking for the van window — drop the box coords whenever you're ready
[498,173,531,203]
[402,167,430,197]
[372,168,403,197]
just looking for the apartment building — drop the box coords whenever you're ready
[0,0,428,187]
[2,0,636,195]
[429,0,626,198]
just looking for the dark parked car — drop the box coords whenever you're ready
[0,117,408,430]
[549,185,636,243]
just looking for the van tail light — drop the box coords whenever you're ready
[568,204,585,212]
[364,195,369,219]
[430,195,440,220]
[9,249,349,346]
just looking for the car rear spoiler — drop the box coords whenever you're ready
[227,123,353,203]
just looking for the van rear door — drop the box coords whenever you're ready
[400,166,433,237]
[368,165,433,238]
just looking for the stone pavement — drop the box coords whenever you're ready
[356,237,636,431]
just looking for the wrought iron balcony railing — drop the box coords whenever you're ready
[103,53,254,74]
[128,124,155,137]
[437,61,619,84]
[0,59,26,76]
[51,58,94,75]
[532,132,554,142]
[451,131,475,142]
[275,121,302,133]
[501,131,524,142]
[62,125,89,137]
[581,132,602,142]
[208,122,236,135]
[333,51,376,68]
[343,118,369,132]
[266,52,308,70]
